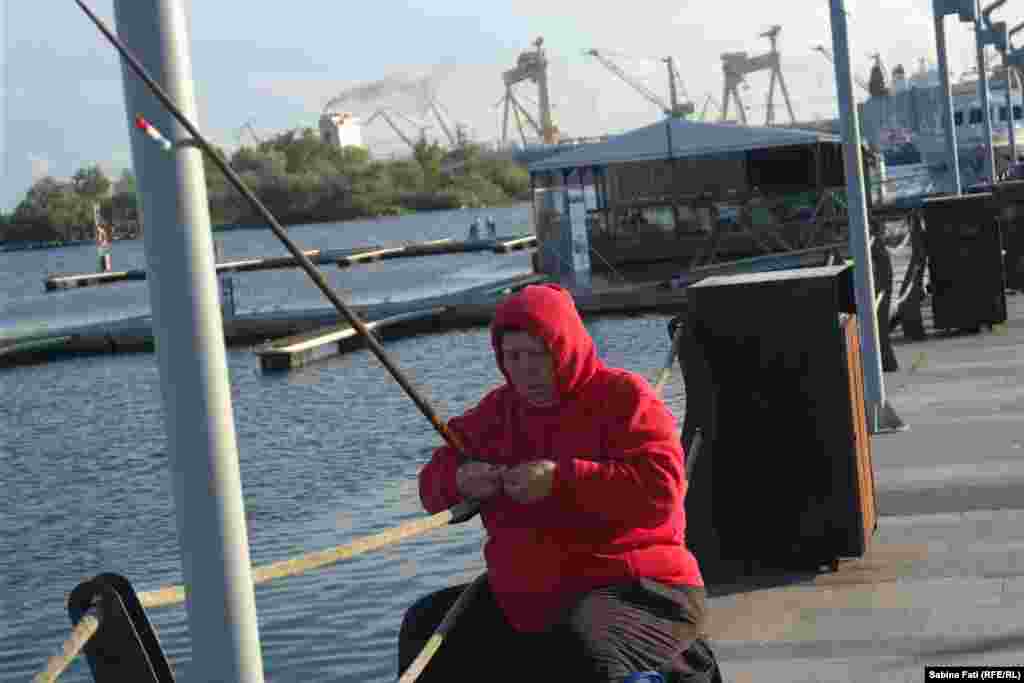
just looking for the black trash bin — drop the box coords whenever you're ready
[921,192,1007,331]
[679,265,876,578]
[993,180,1024,291]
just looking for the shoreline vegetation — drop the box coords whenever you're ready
[0,129,532,247]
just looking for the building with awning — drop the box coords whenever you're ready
[526,117,878,285]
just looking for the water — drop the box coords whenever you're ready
[1,207,536,342]
[0,204,692,682]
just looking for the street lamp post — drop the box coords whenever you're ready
[978,0,1009,182]
[933,0,978,195]
[1007,20,1024,163]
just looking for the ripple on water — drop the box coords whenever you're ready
[3,269,687,681]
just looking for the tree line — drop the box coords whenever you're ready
[0,129,532,243]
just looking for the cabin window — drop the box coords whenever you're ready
[1000,106,1009,122]
[955,111,964,126]
[969,108,984,124]
[1015,105,1023,120]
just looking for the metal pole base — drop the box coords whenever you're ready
[870,399,908,434]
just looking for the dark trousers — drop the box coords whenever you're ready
[397,579,724,683]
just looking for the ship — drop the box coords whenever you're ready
[860,57,1024,184]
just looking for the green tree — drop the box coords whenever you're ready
[71,164,112,200]
[105,169,139,224]
[389,159,426,193]
[337,145,370,170]
[446,171,505,207]
[413,138,446,191]
[14,176,93,240]
[6,118,536,234]
[481,158,530,198]
[231,146,288,180]
[14,176,64,223]
[114,169,136,196]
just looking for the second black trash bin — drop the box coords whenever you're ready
[921,192,1007,331]
[993,180,1024,292]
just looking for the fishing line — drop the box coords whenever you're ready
[73,1,477,496]
[3,0,9,199]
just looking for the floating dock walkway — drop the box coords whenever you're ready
[3,243,849,370]
[42,234,537,291]
[254,272,547,371]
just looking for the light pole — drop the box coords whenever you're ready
[830,0,905,433]
[977,0,1009,182]
[1007,20,1024,163]
[111,1,266,680]
[934,0,978,194]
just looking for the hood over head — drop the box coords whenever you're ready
[491,284,601,400]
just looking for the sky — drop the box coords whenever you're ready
[0,0,999,211]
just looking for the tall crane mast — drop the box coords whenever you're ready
[720,25,796,125]
[365,108,432,152]
[235,119,262,147]
[502,37,559,145]
[419,84,458,148]
[584,49,696,117]
[813,45,873,95]
[495,90,545,147]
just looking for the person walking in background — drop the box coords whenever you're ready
[94,203,112,272]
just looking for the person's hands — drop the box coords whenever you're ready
[456,461,505,501]
[501,460,557,503]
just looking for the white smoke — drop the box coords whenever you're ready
[27,153,51,181]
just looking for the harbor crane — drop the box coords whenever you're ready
[700,94,721,120]
[584,48,696,118]
[418,83,459,148]
[813,45,876,95]
[364,108,433,152]
[235,119,262,147]
[720,24,796,125]
[495,90,543,147]
[501,37,559,146]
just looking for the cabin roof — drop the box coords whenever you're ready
[528,118,841,172]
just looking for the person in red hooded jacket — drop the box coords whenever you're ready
[397,284,721,683]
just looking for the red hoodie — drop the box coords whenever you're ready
[419,284,702,632]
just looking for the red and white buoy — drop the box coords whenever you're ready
[134,114,173,152]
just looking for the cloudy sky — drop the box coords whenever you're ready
[0,0,996,210]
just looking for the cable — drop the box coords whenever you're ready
[3,0,9,206]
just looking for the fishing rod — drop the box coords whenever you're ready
[74,0,478,519]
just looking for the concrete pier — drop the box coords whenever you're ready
[706,294,1024,680]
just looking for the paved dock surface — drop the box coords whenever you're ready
[707,294,1024,681]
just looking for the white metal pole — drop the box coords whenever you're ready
[935,10,964,194]
[829,0,894,433]
[976,5,998,183]
[1007,64,1017,163]
[113,1,265,681]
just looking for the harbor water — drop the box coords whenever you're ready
[1,204,695,682]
